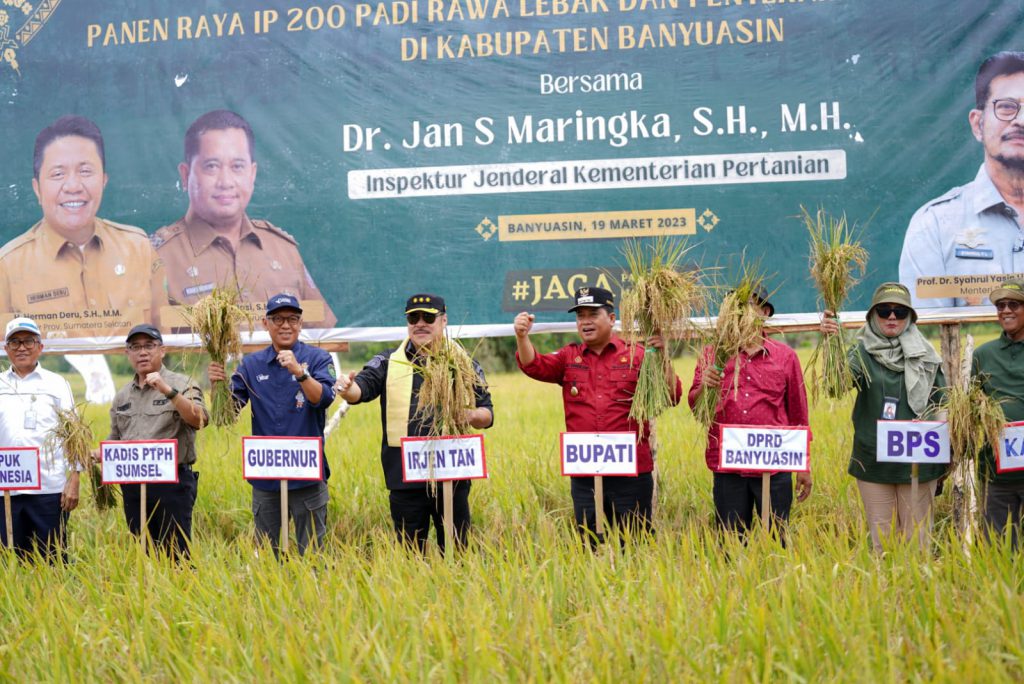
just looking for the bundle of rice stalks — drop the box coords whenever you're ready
[620,238,705,428]
[803,206,869,401]
[941,379,1006,468]
[692,265,768,429]
[183,286,253,427]
[46,405,117,510]
[413,336,485,439]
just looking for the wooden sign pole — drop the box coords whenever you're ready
[761,473,771,528]
[3,491,12,550]
[911,462,920,530]
[594,475,605,536]
[140,483,148,549]
[280,481,289,554]
[442,480,455,556]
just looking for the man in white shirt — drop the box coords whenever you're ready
[0,317,78,559]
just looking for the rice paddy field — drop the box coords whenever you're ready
[1,334,1022,682]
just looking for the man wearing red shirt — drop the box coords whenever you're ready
[688,293,812,537]
[515,286,682,543]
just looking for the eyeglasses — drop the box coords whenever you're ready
[406,312,438,325]
[127,342,160,353]
[875,305,911,320]
[992,99,1024,122]
[996,300,1023,312]
[5,338,38,350]
[268,314,301,327]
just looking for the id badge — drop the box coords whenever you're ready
[881,396,898,421]
[24,409,36,430]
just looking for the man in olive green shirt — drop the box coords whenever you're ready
[109,324,207,557]
[972,278,1024,543]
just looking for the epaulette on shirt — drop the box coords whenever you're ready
[99,217,148,237]
[0,222,40,259]
[250,219,298,245]
[150,220,185,250]
[921,183,968,211]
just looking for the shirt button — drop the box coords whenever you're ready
[89,298,96,306]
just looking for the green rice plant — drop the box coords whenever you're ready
[3,335,1024,682]
[802,206,869,401]
[45,403,117,510]
[182,285,253,427]
[620,238,705,430]
[692,263,767,429]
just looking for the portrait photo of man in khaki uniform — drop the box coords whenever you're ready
[0,115,169,338]
[152,110,337,328]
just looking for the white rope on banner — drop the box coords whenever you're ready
[63,354,116,404]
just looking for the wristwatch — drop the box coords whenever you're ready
[165,388,180,400]
[296,372,310,383]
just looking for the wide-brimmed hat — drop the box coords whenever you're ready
[990,278,1024,304]
[867,282,916,322]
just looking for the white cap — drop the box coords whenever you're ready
[5,317,41,341]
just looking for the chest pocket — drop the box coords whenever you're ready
[563,368,589,403]
[611,366,639,401]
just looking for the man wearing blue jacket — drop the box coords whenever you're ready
[208,293,335,555]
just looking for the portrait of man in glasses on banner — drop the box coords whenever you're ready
[900,51,1024,308]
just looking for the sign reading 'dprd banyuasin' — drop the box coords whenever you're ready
[875,421,950,464]
[401,435,487,483]
[242,437,323,481]
[0,447,41,490]
[101,440,178,484]
[719,425,810,472]
[996,422,1024,474]
[560,432,638,477]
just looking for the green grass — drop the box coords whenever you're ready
[1,336,1021,682]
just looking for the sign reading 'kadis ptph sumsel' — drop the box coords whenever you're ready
[101,440,179,484]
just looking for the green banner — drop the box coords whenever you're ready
[0,0,1021,343]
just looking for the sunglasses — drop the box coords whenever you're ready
[875,305,911,320]
[996,300,1023,312]
[406,311,438,325]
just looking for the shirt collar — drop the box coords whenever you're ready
[183,211,262,255]
[972,164,1011,216]
[131,365,169,389]
[261,341,304,365]
[4,363,42,382]
[580,335,627,357]
[39,218,103,259]
[743,335,775,359]
[999,331,1024,349]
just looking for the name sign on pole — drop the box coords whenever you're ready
[401,434,487,483]
[719,426,811,472]
[242,436,323,481]
[560,432,638,477]
[875,421,950,464]
[0,447,41,490]
[101,440,179,484]
[996,421,1024,473]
